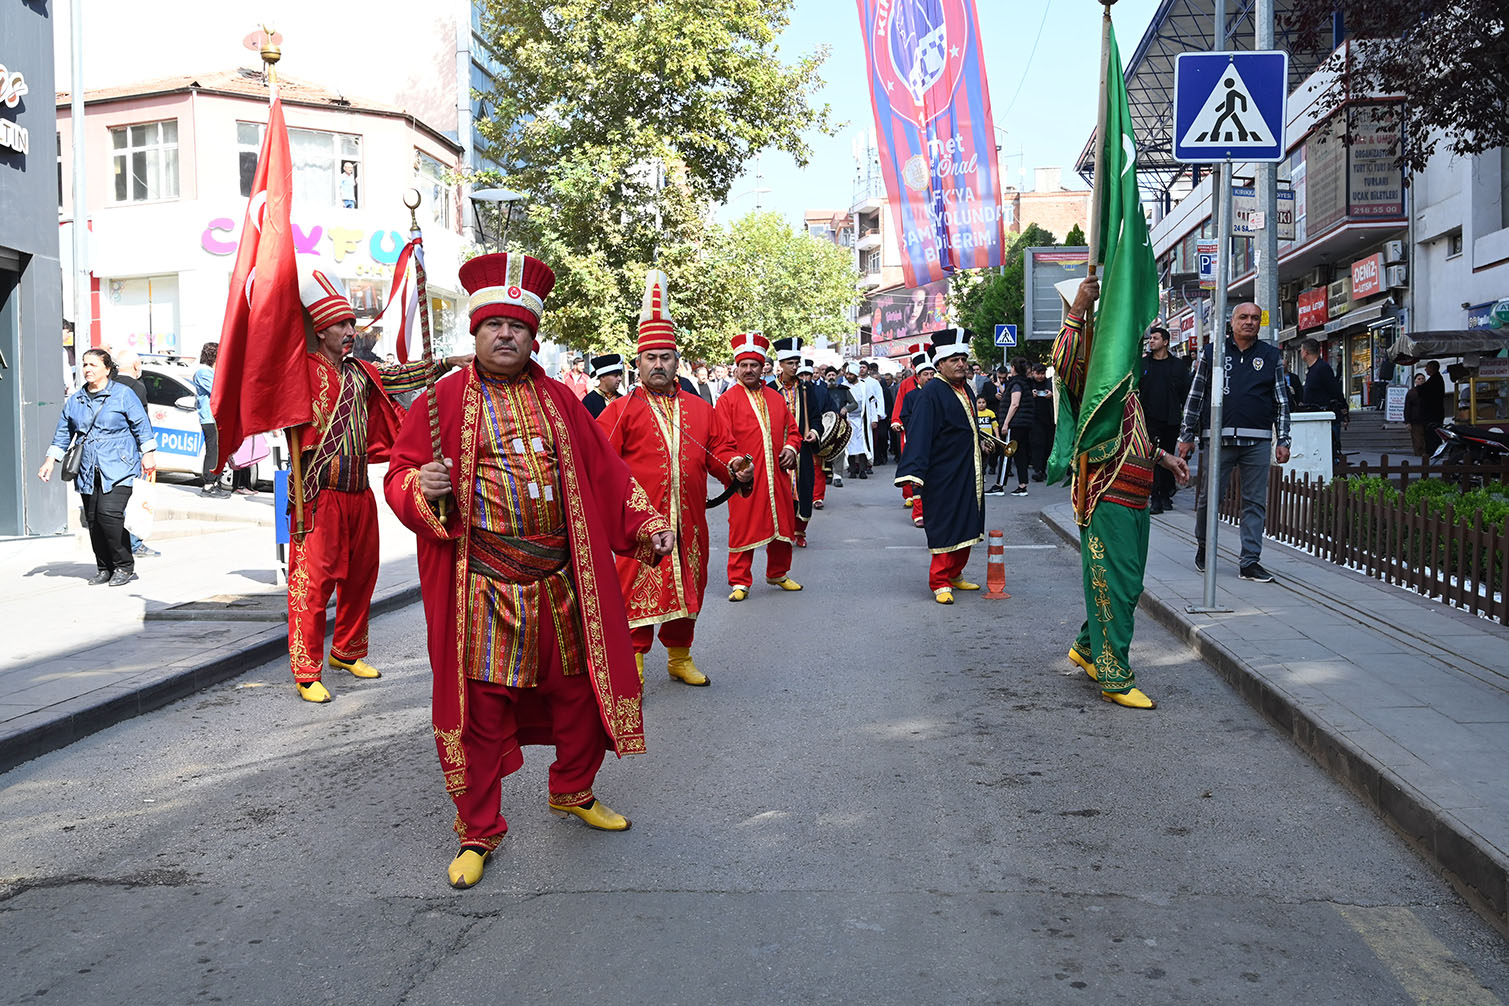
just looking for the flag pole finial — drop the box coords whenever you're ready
[259,24,281,94]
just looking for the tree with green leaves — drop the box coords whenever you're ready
[472,0,835,350]
[954,223,1059,368]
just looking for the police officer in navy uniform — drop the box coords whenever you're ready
[1177,303,1291,583]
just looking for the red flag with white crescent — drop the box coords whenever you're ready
[209,96,312,472]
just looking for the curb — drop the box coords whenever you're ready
[0,582,421,777]
[1041,507,1509,937]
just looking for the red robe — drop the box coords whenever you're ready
[296,353,405,471]
[890,374,918,452]
[384,362,670,796]
[598,388,741,627]
[715,382,801,551]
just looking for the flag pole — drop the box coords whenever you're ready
[260,26,305,538]
[1076,0,1116,520]
[402,189,448,524]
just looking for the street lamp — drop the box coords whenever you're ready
[470,187,526,251]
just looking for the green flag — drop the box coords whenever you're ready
[1052,23,1160,474]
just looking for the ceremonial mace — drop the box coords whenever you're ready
[402,188,448,524]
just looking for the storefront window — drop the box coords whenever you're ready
[111,120,179,202]
[103,275,179,355]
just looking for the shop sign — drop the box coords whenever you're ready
[0,63,29,156]
[1351,252,1385,299]
[1179,313,1195,337]
[1479,358,1509,379]
[1468,299,1509,331]
[201,215,413,279]
[1297,287,1329,330]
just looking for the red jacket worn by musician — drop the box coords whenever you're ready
[716,332,803,598]
[287,266,440,704]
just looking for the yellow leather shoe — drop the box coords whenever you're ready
[766,576,803,591]
[934,588,954,605]
[447,847,490,889]
[902,498,914,508]
[728,586,749,602]
[666,646,709,686]
[949,578,981,591]
[1101,687,1156,710]
[634,652,645,685]
[549,798,631,831]
[296,680,332,703]
[329,655,381,679]
[1068,647,1098,682]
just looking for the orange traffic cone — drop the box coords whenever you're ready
[984,529,1011,599]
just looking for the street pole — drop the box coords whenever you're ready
[1255,0,1279,343]
[1190,0,1233,614]
[70,0,88,389]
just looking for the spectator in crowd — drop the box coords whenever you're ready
[1178,303,1291,582]
[1404,373,1432,460]
[1299,337,1347,466]
[694,364,717,405]
[1029,362,1056,483]
[712,364,733,397]
[192,342,228,497]
[1419,359,1447,437]
[997,357,1035,496]
[37,348,158,586]
[111,350,161,558]
[1139,325,1190,513]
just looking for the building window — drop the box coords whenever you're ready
[1447,231,1463,258]
[863,249,881,274]
[415,150,453,229]
[1501,147,1509,231]
[111,120,179,203]
[238,123,362,207]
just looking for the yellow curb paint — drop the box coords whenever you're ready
[1334,905,1501,1005]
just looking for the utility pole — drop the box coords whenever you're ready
[1255,0,1280,342]
[70,0,88,388]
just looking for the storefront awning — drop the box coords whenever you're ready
[1323,301,1395,336]
[1387,330,1509,363]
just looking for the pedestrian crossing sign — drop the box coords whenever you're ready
[994,324,1017,348]
[1173,51,1288,163]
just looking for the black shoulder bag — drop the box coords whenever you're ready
[60,398,104,482]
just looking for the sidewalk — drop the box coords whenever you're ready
[0,478,420,774]
[1043,500,1509,935]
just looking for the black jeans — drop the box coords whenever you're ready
[201,422,219,485]
[82,472,134,574]
[1146,418,1180,502]
[1030,422,1055,477]
[1003,427,1034,485]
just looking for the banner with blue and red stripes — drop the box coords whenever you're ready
[856,0,1007,288]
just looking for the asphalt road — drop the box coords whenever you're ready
[2,469,1506,1005]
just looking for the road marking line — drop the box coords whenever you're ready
[1333,905,1501,1005]
[882,545,1058,550]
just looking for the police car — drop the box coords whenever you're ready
[139,360,278,487]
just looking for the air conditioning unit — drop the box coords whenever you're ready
[1383,240,1405,264]
[1305,266,1328,289]
[1328,276,1353,313]
[1386,264,1408,288]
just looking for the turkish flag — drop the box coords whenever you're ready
[209,96,311,472]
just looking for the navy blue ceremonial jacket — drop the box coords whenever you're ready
[894,377,985,553]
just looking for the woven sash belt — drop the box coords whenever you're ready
[1101,455,1155,510]
[468,526,570,584]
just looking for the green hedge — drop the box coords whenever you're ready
[1338,476,1509,588]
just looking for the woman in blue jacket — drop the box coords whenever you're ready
[37,348,158,585]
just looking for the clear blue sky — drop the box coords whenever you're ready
[716,0,1163,226]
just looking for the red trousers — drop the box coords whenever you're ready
[287,488,379,682]
[929,547,971,591]
[727,540,793,588]
[813,457,826,502]
[911,496,925,525]
[902,483,913,503]
[450,612,608,851]
[629,617,695,653]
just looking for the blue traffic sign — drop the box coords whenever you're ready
[994,324,1017,348]
[1173,51,1288,163]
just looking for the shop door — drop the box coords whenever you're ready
[0,264,20,534]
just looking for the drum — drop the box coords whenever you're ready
[815,411,852,462]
